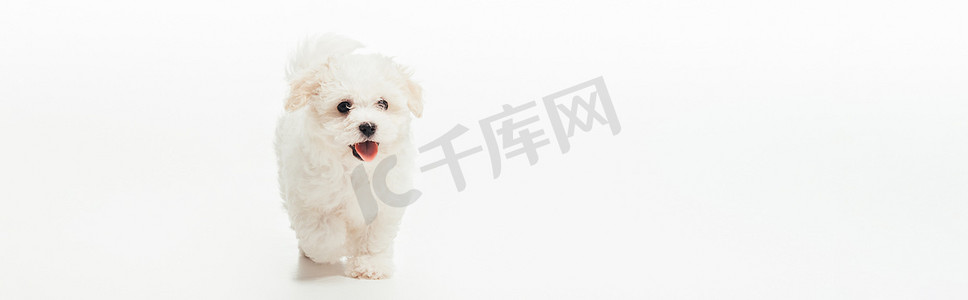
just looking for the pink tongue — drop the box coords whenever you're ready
[354,141,379,162]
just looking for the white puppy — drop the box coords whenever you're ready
[275,34,423,279]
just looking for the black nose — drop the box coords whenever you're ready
[359,122,376,137]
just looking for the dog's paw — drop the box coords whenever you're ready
[300,248,343,264]
[345,255,393,280]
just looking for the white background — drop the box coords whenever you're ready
[2,0,967,299]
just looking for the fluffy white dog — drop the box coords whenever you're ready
[275,34,422,279]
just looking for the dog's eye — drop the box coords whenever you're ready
[337,101,352,113]
[376,98,388,110]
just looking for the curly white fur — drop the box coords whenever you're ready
[275,34,422,280]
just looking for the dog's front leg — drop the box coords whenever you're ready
[291,211,347,264]
[345,206,404,279]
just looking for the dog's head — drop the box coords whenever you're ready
[285,36,422,162]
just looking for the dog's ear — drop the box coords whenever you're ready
[405,79,424,118]
[285,73,320,111]
[397,65,424,118]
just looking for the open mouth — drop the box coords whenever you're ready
[349,141,379,162]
